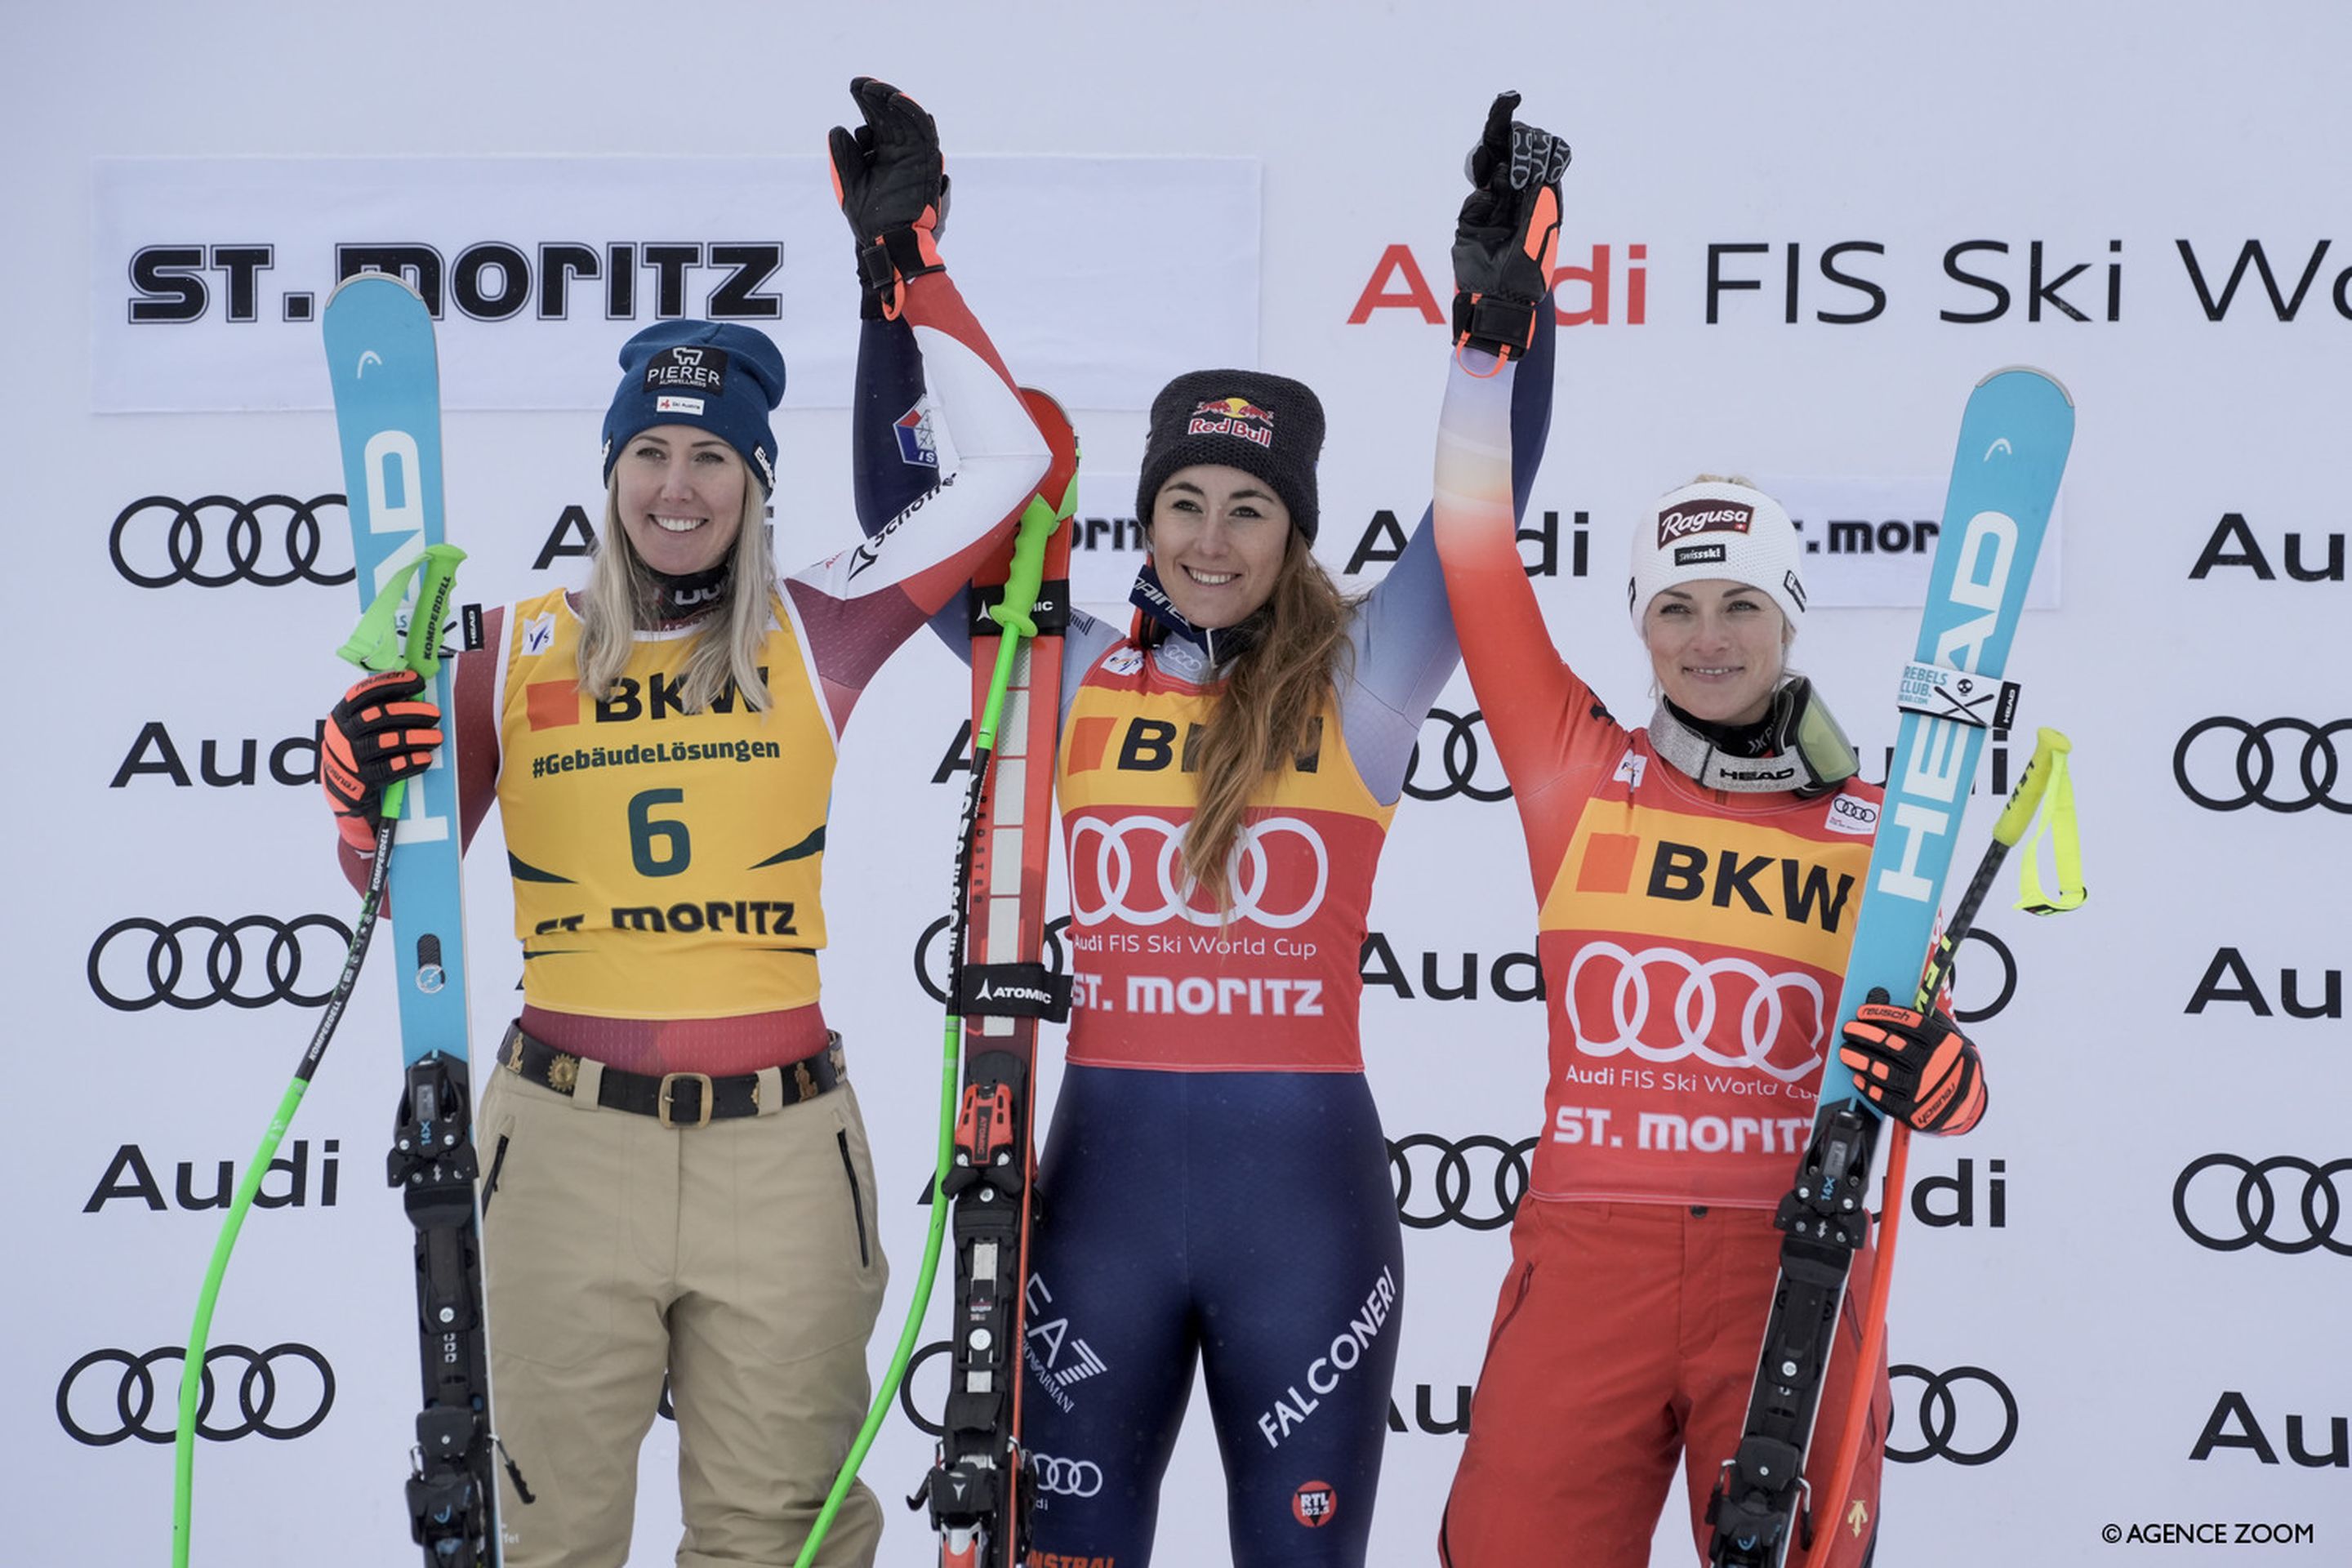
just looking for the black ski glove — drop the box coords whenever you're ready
[827,76,951,321]
[323,669,442,854]
[1451,91,1571,361]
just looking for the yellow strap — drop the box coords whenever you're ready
[2014,735,2087,914]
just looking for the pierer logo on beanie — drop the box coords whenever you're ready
[1657,499,1754,548]
[1186,396,1276,450]
[644,345,729,394]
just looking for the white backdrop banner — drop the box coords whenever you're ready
[91,156,1262,412]
[16,5,2350,1568]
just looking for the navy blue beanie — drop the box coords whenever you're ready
[601,321,787,493]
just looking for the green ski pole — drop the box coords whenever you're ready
[791,491,1062,1568]
[172,544,463,1568]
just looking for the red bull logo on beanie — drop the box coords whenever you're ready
[1187,395,1276,449]
[1657,498,1754,548]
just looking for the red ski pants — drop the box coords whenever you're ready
[1439,1199,1890,1568]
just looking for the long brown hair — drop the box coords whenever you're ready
[1174,532,1356,908]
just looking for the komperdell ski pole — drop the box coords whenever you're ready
[1799,728,2083,1568]
[1705,367,2074,1568]
[793,431,1076,1568]
[172,544,463,1568]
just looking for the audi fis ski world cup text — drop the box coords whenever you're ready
[1347,235,2352,327]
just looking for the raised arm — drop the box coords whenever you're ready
[852,312,973,658]
[1431,94,1616,889]
[1343,260,1558,802]
[786,79,1049,728]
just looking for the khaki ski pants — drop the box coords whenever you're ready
[476,1064,889,1567]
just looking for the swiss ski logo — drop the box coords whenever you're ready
[1674,543,1728,567]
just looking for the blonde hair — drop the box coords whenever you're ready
[577,481,777,714]
[1168,532,1356,909]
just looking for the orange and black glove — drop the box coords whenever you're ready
[1451,91,1571,360]
[1838,987,1988,1135]
[827,77,948,321]
[322,670,443,854]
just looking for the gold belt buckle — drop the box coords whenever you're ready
[658,1071,715,1129]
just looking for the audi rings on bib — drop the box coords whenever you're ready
[1068,815,1329,929]
[2172,716,2352,813]
[56,1343,334,1446]
[1388,1133,1535,1232]
[109,494,354,588]
[1886,1364,2017,1466]
[86,915,354,1011]
[1563,942,1827,1083]
[2172,1153,2352,1256]
[1026,1452,1106,1499]
[1403,707,1512,803]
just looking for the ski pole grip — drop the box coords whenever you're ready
[988,494,1060,640]
[403,543,468,682]
[1990,727,2069,848]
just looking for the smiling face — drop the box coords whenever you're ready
[612,424,748,577]
[1642,578,1790,725]
[1146,464,1291,627]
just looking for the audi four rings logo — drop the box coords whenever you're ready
[87,915,355,1012]
[1563,942,1827,1083]
[1068,815,1330,929]
[1403,708,1512,803]
[2172,717,2352,813]
[56,1343,335,1445]
[1027,1452,1106,1498]
[1388,1134,1535,1232]
[109,494,353,588]
[2173,1154,2352,1255]
[1886,1364,2018,1466]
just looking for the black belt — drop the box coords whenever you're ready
[497,1023,847,1128]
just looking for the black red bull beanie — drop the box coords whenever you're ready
[1136,369,1324,543]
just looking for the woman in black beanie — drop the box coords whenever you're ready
[853,95,1570,1568]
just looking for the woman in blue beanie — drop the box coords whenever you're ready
[317,80,1061,1568]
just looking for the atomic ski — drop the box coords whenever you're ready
[322,271,505,1568]
[791,391,1078,1568]
[1705,368,2075,1568]
[919,389,1079,1568]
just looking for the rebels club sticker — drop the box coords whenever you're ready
[1292,1481,1337,1529]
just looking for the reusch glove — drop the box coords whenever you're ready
[1838,987,1988,1135]
[323,669,443,855]
[1451,90,1572,361]
[827,76,950,321]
